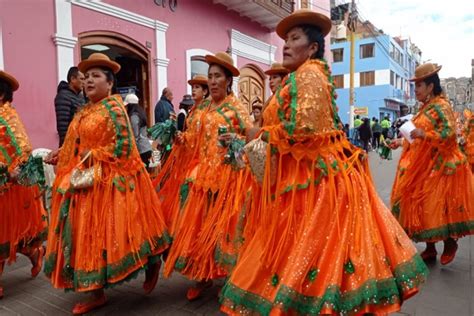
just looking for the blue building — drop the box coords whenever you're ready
[331,32,421,125]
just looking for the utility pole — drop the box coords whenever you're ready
[348,0,356,128]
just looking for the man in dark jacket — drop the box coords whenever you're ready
[54,66,85,146]
[154,87,174,123]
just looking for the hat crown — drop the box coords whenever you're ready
[276,9,332,38]
[415,63,440,77]
[0,70,19,91]
[410,62,442,81]
[214,52,235,67]
[205,51,240,76]
[88,53,112,62]
[192,74,208,81]
[271,62,284,69]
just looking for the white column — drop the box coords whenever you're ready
[53,0,77,83]
[154,20,169,119]
[231,52,239,96]
[0,18,4,70]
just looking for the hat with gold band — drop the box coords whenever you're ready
[188,74,208,86]
[78,53,121,74]
[205,52,239,76]
[276,9,332,39]
[409,63,442,82]
[264,63,289,76]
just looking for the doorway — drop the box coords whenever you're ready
[79,31,152,125]
[238,64,266,114]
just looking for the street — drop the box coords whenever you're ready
[1,150,473,316]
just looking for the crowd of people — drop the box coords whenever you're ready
[1,9,474,316]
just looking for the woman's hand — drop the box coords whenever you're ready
[175,131,185,144]
[9,166,20,182]
[410,128,426,140]
[388,138,403,149]
[218,133,236,147]
[44,149,60,165]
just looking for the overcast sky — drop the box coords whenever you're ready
[355,0,474,78]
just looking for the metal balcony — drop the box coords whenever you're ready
[213,0,295,30]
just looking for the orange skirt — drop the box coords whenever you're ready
[0,183,47,262]
[392,142,474,242]
[44,165,170,292]
[220,141,427,315]
[163,166,252,281]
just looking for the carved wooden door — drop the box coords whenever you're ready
[239,65,265,114]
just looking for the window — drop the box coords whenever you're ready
[332,48,343,62]
[190,55,209,79]
[390,70,395,86]
[360,43,374,58]
[333,75,344,88]
[360,71,375,86]
[389,43,395,59]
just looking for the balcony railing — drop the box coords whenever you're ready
[214,0,295,29]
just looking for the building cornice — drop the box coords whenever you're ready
[71,0,168,31]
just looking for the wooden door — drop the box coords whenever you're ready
[239,65,265,113]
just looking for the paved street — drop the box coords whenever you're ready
[1,150,473,315]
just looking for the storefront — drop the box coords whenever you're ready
[380,97,405,120]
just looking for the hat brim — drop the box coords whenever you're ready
[409,66,442,81]
[188,78,208,86]
[78,59,121,74]
[264,68,289,76]
[205,55,240,76]
[0,71,19,91]
[276,11,332,39]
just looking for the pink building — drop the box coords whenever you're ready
[0,0,330,149]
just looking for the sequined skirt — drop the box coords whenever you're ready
[0,183,47,262]
[220,139,427,315]
[44,166,170,292]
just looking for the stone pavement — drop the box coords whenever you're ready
[1,150,473,315]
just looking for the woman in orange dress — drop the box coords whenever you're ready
[264,63,288,112]
[463,109,474,171]
[162,52,252,301]
[220,10,427,315]
[390,63,474,265]
[154,74,209,231]
[0,70,47,299]
[43,53,170,315]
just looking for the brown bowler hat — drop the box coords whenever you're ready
[409,63,442,81]
[188,74,208,86]
[0,70,19,91]
[264,63,289,76]
[276,9,332,39]
[205,52,240,76]
[78,53,121,74]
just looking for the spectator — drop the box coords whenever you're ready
[177,94,194,132]
[381,116,391,138]
[54,66,85,146]
[358,117,372,152]
[251,98,263,127]
[154,87,174,123]
[372,118,382,149]
[354,115,362,128]
[343,123,350,138]
[124,93,152,167]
